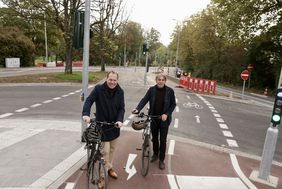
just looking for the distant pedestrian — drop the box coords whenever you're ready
[132,73,176,170]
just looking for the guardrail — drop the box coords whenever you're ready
[179,76,217,94]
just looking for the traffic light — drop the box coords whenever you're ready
[142,43,148,54]
[271,88,282,126]
[73,10,84,49]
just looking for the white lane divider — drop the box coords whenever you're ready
[15,108,29,113]
[168,140,175,155]
[174,118,179,128]
[43,100,52,104]
[195,115,200,123]
[226,139,238,147]
[125,153,137,180]
[30,103,42,108]
[219,123,228,129]
[167,174,179,189]
[0,113,13,118]
[222,130,233,138]
[52,97,61,100]
[175,106,179,112]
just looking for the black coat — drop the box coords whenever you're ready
[135,85,176,125]
[82,82,125,141]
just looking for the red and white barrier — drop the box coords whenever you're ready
[179,76,216,94]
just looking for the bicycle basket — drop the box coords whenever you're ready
[131,120,147,130]
[83,124,100,143]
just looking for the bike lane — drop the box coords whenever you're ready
[58,128,282,189]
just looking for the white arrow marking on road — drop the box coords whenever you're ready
[125,153,137,180]
[195,115,200,123]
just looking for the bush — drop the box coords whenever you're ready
[0,27,35,67]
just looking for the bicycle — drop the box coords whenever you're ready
[82,119,117,189]
[131,112,160,176]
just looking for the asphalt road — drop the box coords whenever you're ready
[0,67,281,162]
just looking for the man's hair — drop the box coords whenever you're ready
[107,71,119,79]
[155,73,167,81]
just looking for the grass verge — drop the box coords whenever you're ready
[0,71,107,83]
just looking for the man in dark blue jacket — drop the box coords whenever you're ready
[82,71,125,184]
[132,74,176,170]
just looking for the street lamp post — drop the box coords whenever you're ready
[44,13,48,64]
[176,25,180,66]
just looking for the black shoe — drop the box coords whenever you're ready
[150,154,158,162]
[159,161,165,170]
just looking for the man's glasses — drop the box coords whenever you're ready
[157,79,165,81]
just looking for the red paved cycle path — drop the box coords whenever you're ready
[58,130,282,189]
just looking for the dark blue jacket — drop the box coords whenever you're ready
[135,85,176,125]
[82,82,125,141]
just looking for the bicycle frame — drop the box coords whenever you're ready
[84,120,117,189]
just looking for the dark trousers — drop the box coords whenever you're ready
[151,119,169,161]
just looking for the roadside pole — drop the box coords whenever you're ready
[250,88,281,187]
[144,40,149,85]
[81,0,90,141]
[240,70,249,99]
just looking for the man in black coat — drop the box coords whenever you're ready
[132,74,176,170]
[82,71,125,183]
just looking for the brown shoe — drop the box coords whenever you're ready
[108,168,118,179]
[98,177,104,189]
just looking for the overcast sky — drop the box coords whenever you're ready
[125,0,211,46]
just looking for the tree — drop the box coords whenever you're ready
[0,27,35,67]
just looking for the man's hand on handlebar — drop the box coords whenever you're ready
[115,121,123,128]
[132,109,139,114]
[82,116,91,123]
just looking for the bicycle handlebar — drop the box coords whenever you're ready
[90,119,119,128]
[134,112,160,119]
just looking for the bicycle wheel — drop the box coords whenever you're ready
[141,135,151,176]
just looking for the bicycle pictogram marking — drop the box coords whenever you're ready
[183,102,203,109]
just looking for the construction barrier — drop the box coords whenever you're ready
[179,76,217,94]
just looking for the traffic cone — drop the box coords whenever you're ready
[264,88,268,96]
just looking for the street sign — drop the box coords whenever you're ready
[247,64,254,71]
[241,70,249,81]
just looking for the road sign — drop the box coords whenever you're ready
[241,70,249,81]
[247,64,254,71]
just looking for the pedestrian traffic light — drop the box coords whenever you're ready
[271,88,282,126]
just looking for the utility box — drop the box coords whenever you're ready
[5,58,20,68]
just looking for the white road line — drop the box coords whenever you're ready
[222,130,233,138]
[219,123,229,129]
[30,103,42,108]
[52,97,61,100]
[186,95,190,99]
[216,118,224,123]
[175,106,179,112]
[123,120,130,126]
[68,92,75,95]
[213,113,221,117]
[62,94,69,98]
[167,174,179,189]
[15,108,29,113]
[65,182,75,189]
[208,106,215,110]
[43,100,52,103]
[226,139,238,147]
[174,118,179,128]
[230,154,257,189]
[176,98,178,103]
[75,90,81,93]
[0,113,13,118]
[168,140,175,155]
[211,109,218,113]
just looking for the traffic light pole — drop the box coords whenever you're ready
[81,0,91,141]
[258,124,278,180]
